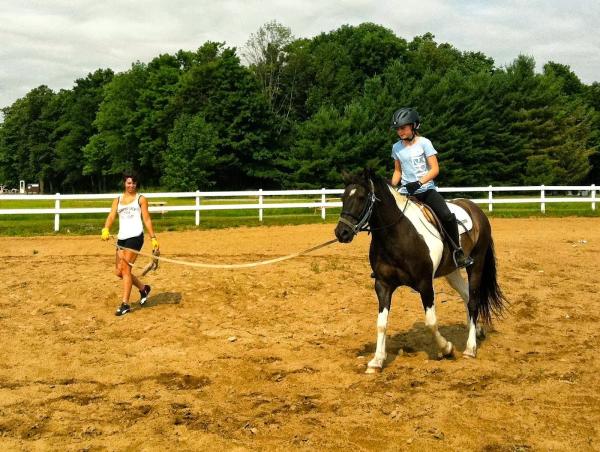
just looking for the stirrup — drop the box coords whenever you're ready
[453,249,474,268]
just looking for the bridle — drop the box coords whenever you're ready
[338,179,378,236]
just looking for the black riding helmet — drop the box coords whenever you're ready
[390,107,420,130]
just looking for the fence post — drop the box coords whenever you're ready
[321,188,326,220]
[592,184,596,211]
[541,185,545,214]
[488,185,493,212]
[54,193,60,232]
[195,190,201,225]
[259,189,263,222]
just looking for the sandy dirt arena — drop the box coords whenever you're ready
[0,218,599,451]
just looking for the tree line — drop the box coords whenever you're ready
[1,22,599,193]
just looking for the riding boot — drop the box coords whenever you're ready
[453,248,474,268]
[444,214,474,268]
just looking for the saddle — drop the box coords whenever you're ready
[406,197,473,236]
[387,186,473,237]
[408,196,445,234]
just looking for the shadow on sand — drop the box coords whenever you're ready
[356,321,489,364]
[130,292,182,312]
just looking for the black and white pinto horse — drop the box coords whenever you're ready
[335,169,507,373]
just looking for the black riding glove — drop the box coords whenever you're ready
[405,181,422,195]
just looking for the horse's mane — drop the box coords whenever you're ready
[370,172,400,209]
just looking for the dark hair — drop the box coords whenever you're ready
[122,171,139,184]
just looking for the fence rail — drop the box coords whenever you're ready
[0,185,596,231]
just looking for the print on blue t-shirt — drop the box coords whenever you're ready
[391,136,438,195]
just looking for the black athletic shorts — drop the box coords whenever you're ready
[117,233,144,251]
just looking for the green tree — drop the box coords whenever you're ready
[83,63,148,191]
[51,69,114,192]
[0,85,56,192]
[3,25,600,193]
[525,100,594,185]
[161,114,218,190]
[135,54,184,183]
[543,62,584,96]
[280,23,407,120]
[174,42,284,188]
[582,82,600,184]
[288,75,396,188]
[415,69,500,186]
[406,33,494,77]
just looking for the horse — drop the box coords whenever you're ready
[334,168,507,373]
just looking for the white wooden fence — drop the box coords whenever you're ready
[0,185,596,232]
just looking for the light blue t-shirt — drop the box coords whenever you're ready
[391,136,438,195]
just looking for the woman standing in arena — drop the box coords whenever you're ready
[101,172,159,316]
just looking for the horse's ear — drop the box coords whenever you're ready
[341,170,352,185]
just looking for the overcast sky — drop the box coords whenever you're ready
[1,0,599,112]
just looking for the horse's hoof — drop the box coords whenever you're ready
[365,366,382,374]
[463,348,477,358]
[438,342,456,360]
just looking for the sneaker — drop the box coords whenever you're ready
[115,303,131,316]
[453,249,474,268]
[139,285,151,306]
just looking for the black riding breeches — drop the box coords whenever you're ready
[414,189,460,249]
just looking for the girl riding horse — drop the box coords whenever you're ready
[390,107,473,268]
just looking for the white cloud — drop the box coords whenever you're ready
[0,0,599,111]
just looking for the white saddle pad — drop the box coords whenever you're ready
[448,202,473,234]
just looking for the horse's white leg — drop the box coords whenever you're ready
[366,307,388,373]
[445,270,479,357]
[424,305,454,358]
[366,280,394,373]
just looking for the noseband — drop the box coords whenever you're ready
[338,179,378,236]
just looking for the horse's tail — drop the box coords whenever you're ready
[477,235,508,325]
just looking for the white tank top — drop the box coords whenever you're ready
[117,194,144,240]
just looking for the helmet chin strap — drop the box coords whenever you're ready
[402,124,417,143]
